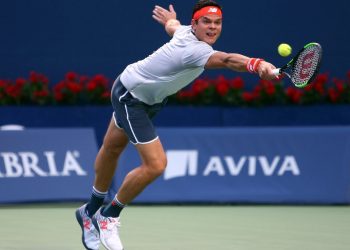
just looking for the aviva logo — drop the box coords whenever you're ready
[164,150,198,180]
[164,150,300,180]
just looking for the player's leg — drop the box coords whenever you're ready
[92,78,168,250]
[94,116,129,191]
[75,117,128,250]
[101,91,167,217]
[92,138,166,250]
[88,117,129,215]
[100,138,166,218]
[114,138,166,204]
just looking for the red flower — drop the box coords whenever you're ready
[30,71,49,84]
[230,77,244,89]
[15,78,27,87]
[87,81,98,91]
[192,79,209,95]
[177,90,195,100]
[67,82,82,94]
[304,84,313,92]
[216,75,229,85]
[0,80,8,88]
[92,74,108,87]
[66,72,78,82]
[286,87,302,103]
[253,84,262,94]
[332,78,345,93]
[29,71,39,83]
[258,80,276,96]
[328,88,339,102]
[85,74,109,92]
[314,73,328,85]
[54,92,63,101]
[215,76,229,96]
[216,82,229,96]
[6,85,21,98]
[102,91,110,99]
[242,92,256,102]
[266,86,275,96]
[53,81,65,92]
[33,90,49,98]
[313,82,325,95]
[79,75,89,84]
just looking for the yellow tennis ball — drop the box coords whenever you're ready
[278,43,292,57]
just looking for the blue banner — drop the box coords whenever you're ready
[2,127,350,204]
[0,129,97,203]
[111,127,350,204]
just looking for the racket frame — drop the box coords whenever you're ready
[274,42,322,88]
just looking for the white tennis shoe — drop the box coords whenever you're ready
[92,208,124,250]
[75,204,100,250]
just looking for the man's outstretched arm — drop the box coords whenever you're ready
[206,52,278,81]
[152,4,181,37]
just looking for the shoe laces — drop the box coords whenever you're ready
[106,217,121,231]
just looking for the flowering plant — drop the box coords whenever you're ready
[0,72,50,105]
[0,72,110,105]
[168,71,350,106]
[1,71,350,106]
[53,72,110,105]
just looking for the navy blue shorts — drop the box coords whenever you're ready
[111,77,167,144]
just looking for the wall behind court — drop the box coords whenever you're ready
[0,0,349,84]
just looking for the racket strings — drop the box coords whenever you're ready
[291,45,321,86]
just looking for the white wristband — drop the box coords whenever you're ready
[165,19,179,28]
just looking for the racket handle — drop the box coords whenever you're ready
[272,68,281,75]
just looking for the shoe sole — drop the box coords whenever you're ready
[75,209,97,250]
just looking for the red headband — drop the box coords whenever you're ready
[193,6,222,20]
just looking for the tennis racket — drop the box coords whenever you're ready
[273,42,322,88]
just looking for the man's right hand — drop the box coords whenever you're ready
[152,4,177,26]
[152,4,180,36]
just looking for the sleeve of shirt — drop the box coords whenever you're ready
[183,42,217,67]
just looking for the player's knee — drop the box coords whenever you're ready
[147,154,167,177]
[101,125,127,154]
[102,136,125,157]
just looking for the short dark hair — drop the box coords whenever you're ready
[192,0,222,18]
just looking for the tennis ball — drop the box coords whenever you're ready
[278,43,292,57]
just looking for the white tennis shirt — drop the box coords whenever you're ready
[120,25,216,105]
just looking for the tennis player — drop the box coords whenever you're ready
[75,1,277,249]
